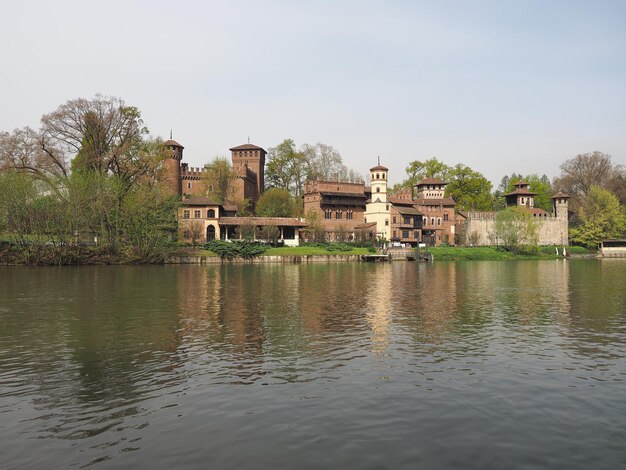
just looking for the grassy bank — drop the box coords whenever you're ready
[425,246,591,261]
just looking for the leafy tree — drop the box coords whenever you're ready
[494,207,538,251]
[266,139,306,196]
[393,157,452,192]
[570,186,626,248]
[498,174,553,211]
[267,140,362,197]
[446,164,494,211]
[202,156,237,203]
[255,188,295,217]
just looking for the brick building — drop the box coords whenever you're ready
[303,180,369,240]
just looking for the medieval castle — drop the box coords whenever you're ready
[163,139,569,247]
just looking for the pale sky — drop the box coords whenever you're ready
[2,0,625,186]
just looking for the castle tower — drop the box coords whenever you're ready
[365,163,391,240]
[504,180,537,208]
[229,144,266,201]
[551,192,570,220]
[163,138,184,196]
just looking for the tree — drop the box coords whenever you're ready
[498,174,553,211]
[255,188,295,217]
[446,164,494,211]
[570,186,626,248]
[493,207,538,251]
[304,209,326,243]
[202,157,237,203]
[260,225,281,245]
[553,152,624,207]
[267,140,363,197]
[265,139,306,196]
[1,95,166,194]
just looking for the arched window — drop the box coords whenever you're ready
[376,173,380,179]
[208,209,215,218]
[443,213,448,221]
[377,187,380,193]
[325,209,332,220]
[206,225,216,241]
[437,218,441,226]
[346,209,353,220]
[336,209,342,219]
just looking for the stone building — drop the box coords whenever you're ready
[459,182,570,246]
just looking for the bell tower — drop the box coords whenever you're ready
[365,161,391,241]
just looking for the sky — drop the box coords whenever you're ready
[1,0,625,187]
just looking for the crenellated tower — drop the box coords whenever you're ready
[163,138,184,196]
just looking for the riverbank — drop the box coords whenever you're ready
[1,243,593,265]
[167,246,592,264]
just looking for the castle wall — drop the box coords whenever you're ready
[462,212,568,246]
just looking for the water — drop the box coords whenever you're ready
[1,260,625,469]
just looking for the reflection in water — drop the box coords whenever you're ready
[1,260,625,469]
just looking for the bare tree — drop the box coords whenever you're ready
[553,152,623,198]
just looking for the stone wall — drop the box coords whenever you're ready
[462,211,568,246]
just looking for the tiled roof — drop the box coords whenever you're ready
[163,139,184,148]
[415,177,447,186]
[551,191,570,199]
[394,206,423,216]
[354,222,377,230]
[229,143,266,152]
[388,197,415,205]
[413,198,456,206]
[370,165,388,171]
[503,188,537,197]
[219,217,308,227]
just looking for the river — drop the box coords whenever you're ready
[1,260,625,469]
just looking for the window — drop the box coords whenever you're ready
[393,231,397,238]
[183,210,190,219]
[386,205,389,211]
[382,173,385,180]
[444,213,449,221]
[208,209,216,218]
[393,216,397,224]
[325,209,332,220]
[403,216,411,225]
[414,231,419,239]
[194,210,201,218]
[376,173,380,179]
[385,219,389,226]
[187,182,192,189]
[402,230,409,239]
[347,210,353,220]
[336,209,342,219]
[437,218,441,226]
[377,187,380,193]
[431,218,435,225]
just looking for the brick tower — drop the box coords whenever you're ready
[163,138,183,196]
[229,143,266,202]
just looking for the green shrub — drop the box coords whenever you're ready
[204,240,269,260]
